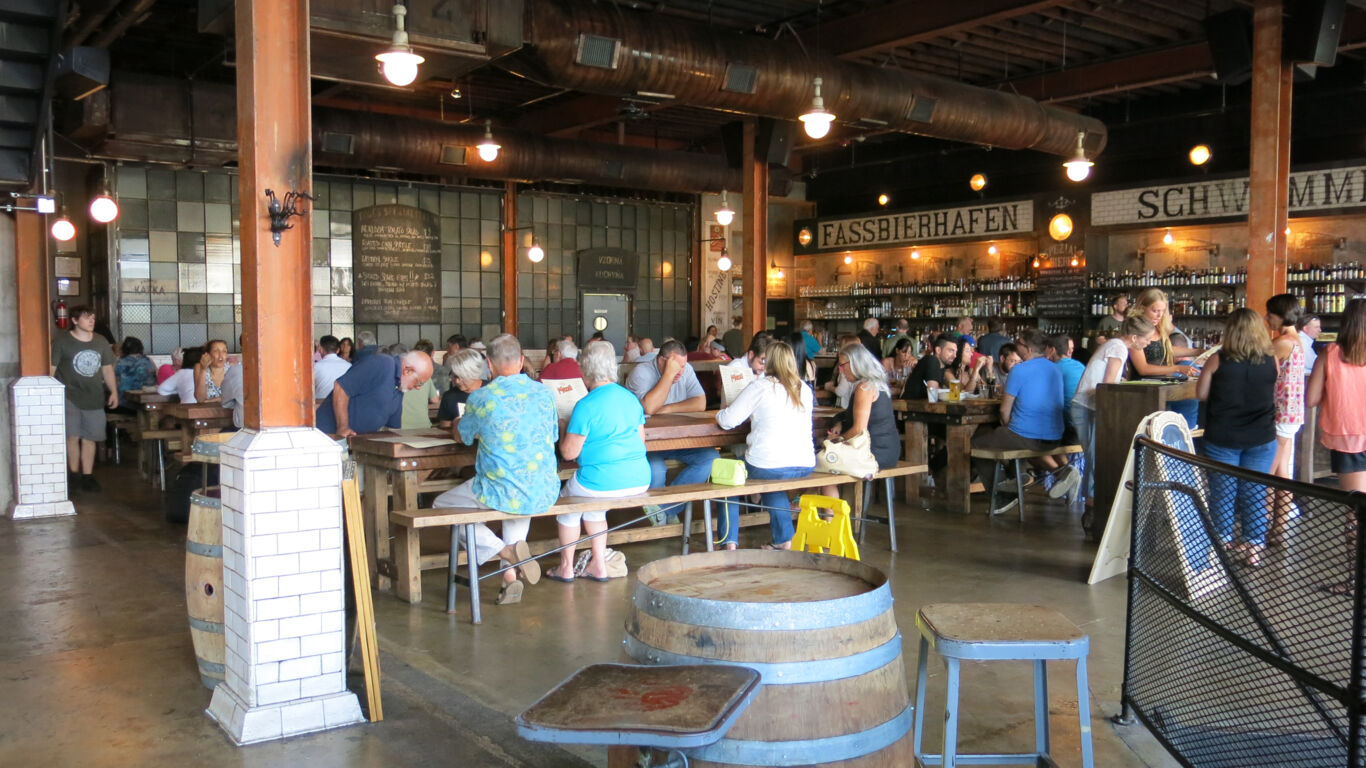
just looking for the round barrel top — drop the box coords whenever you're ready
[191,432,234,463]
[649,564,871,604]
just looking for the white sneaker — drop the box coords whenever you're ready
[1049,465,1081,499]
[992,497,1020,516]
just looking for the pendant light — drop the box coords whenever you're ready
[89,190,119,223]
[799,77,835,139]
[50,208,75,241]
[1189,144,1211,166]
[476,120,500,162]
[375,2,425,87]
[1162,229,1174,246]
[987,243,999,256]
[910,248,921,260]
[527,240,545,263]
[970,173,988,192]
[717,248,732,272]
[715,190,735,226]
[1063,131,1093,182]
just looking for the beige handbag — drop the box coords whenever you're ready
[815,431,880,480]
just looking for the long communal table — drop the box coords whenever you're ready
[163,402,235,464]
[896,398,1002,513]
[124,389,178,486]
[348,407,842,592]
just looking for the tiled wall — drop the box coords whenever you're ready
[113,168,693,354]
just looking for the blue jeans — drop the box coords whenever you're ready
[1201,440,1276,547]
[1168,399,1200,430]
[648,447,719,520]
[720,464,812,546]
[1071,402,1095,499]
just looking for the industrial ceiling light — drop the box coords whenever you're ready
[715,190,735,226]
[1162,229,1174,246]
[799,77,835,139]
[1189,144,1211,166]
[527,240,545,263]
[50,208,75,242]
[987,243,999,256]
[970,173,987,192]
[717,248,732,272]
[877,193,889,207]
[1063,131,1093,182]
[376,2,425,87]
[476,120,501,162]
[89,190,118,224]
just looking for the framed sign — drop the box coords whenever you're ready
[55,256,81,278]
[57,278,80,296]
[352,204,441,324]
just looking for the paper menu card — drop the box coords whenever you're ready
[543,378,588,422]
[719,363,754,407]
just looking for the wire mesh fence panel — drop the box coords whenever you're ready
[1125,438,1365,768]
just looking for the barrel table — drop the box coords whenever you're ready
[185,432,232,690]
[618,550,914,767]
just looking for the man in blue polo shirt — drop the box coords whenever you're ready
[970,328,1079,514]
[316,349,433,436]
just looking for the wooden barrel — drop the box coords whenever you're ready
[190,431,233,465]
[624,550,913,767]
[186,486,224,690]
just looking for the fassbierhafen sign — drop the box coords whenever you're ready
[1091,164,1366,226]
[801,199,1033,252]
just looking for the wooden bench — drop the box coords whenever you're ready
[390,470,874,617]
[137,428,184,489]
[969,444,1083,520]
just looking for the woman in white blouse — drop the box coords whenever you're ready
[715,341,815,550]
[157,347,203,404]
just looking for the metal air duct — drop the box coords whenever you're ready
[497,0,1107,158]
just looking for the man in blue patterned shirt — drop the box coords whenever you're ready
[432,333,558,605]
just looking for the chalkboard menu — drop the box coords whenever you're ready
[577,248,638,289]
[1035,266,1087,319]
[353,204,441,324]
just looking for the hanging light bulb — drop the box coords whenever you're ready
[1162,229,1174,246]
[715,190,735,226]
[1032,256,1041,269]
[1189,144,1211,166]
[988,243,999,256]
[877,193,889,207]
[476,119,500,162]
[717,249,733,272]
[89,191,119,223]
[50,209,75,242]
[770,257,784,279]
[1070,255,1080,267]
[799,77,835,139]
[1285,225,1293,236]
[843,253,853,265]
[375,2,425,87]
[1063,131,1093,182]
[910,248,921,260]
[527,240,545,263]
[970,173,988,192]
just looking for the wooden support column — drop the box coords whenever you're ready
[15,212,50,376]
[236,0,314,429]
[502,181,518,335]
[741,119,768,345]
[1247,0,1293,314]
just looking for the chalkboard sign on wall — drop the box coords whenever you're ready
[1035,266,1088,319]
[578,248,639,289]
[353,204,442,324]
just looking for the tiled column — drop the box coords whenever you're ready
[206,427,362,744]
[9,377,75,519]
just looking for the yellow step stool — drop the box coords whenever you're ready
[790,495,860,561]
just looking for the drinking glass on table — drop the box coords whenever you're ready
[948,380,961,401]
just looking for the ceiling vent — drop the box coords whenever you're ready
[722,64,758,94]
[907,97,936,124]
[575,34,622,69]
[320,131,354,154]
[439,145,468,165]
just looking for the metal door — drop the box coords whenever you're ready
[581,293,630,351]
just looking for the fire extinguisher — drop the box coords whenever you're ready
[53,299,68,329]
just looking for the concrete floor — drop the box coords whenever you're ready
[0,463,1181,768]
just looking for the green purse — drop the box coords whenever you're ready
[710,458,748,486]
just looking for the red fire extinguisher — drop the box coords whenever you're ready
[53,299,68,329]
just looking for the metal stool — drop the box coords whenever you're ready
[912,603,1094,768]
[858,475,899,551]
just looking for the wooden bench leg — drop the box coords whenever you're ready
[466,524,482,625]
[392,522,421,605]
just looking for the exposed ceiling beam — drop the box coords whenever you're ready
[513,93,631,137]
[816,0,1068,60]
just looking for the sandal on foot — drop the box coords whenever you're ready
[512,540,540,585]
[544,568,575,584]
[582,573,612,583]
[496,581,524,605]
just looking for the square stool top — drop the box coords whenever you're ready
[917,603,1089,660]
[516,663,760,749]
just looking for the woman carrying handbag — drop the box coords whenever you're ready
[821,343,900,497]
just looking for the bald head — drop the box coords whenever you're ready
[399,351,434,392]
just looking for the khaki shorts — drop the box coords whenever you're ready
[65,399,107,442]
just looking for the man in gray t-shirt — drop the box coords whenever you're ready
[51,306,116,492]
[625,339,713,523]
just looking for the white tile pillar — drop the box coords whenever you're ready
[9,376,75,520]
[207,427,363,744]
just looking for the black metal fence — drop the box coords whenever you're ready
[1124,437,1366,768]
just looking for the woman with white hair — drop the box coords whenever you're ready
[824,343,901,495]
[434,349,487,427]
[548,340,651,582]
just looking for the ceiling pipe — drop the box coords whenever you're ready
[496,0,1107,159]
[66,0,123,48]
[89,0,159,49]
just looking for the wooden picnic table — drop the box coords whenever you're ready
[124,389,178,484]
[896,397,1002,513]
[163,401,235,464]
[348,406,842,591]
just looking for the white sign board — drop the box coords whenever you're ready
[813,200,1034,250]
[1091,164,1366,226]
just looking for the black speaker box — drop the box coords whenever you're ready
[1204,9,1254,85]
[721,118,796,169]
[1287,0,1345,67]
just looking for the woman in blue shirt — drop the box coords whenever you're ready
[549,340,651,582]
[113,336,156,411]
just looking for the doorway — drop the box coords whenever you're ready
[581,293,631,351]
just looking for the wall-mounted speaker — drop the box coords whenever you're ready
[1287,0,1345,68]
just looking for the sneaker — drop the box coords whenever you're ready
[1049,465,1080,500]
[82,475,102,493]
[644,504,667,526]
[991,497,1020,516]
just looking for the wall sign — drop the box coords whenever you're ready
[795,199,1034,252]
[1035,266,1087,319]
[1091,164,1366,226]
[577,247,638,289]
[352,204,441,324]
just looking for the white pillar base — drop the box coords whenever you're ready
[206,426,363,745]
[9,376,74,520]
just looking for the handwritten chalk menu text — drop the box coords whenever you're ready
[1035,266,1088,318]
[353,204,441,324]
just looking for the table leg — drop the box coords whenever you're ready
[905,420,927,502]
[945,425,973,514]
[392,521,421,604]
[360,464,392,591]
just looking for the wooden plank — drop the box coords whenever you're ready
[945,424,974,514]
[342,477,382,721]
